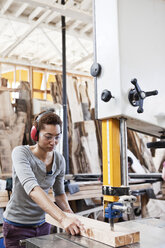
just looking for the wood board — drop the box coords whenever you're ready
[46,213,140,247]
[71,121,101,174]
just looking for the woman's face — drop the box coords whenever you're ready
[38,124,62,152]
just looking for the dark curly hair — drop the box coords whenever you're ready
[34,110,62,133]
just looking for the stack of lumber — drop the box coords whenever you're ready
[71,121,101,174]
[17,81,32,144]
[127,130,156,172]
[67,181,102,201]
[50,75,101,174]
[0,79,30,174]
[0,190,9,208]
[48,181,102,201]
[162,181,165,198]
[146,198,165,219]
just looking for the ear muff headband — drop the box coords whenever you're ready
[30,109,54,142]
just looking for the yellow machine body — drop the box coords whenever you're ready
[102,118,121,208]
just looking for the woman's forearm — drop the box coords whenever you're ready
[29,186,66,223]
[55,193,73,213]
[29,186,83,235]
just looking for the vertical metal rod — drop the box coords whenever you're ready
[92,0,98,119]
[120,118,128,186]
[61,0,69,174]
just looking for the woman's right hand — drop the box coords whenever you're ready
[61,215,84,235]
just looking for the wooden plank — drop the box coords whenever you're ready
[162,181,165,196]
[78,185,102,191]
[127,130,156,172]
[0,196,8,202]
[47,190,102,201]
[0,202,7,208]
[146,198,165,218]
[46,213,140,247]
[0,173,12,179]
[77,181,101,186]
[67,193,102,201]
[130,183,152,191]
[47,183,153,202]
[48,189,102,197]
[0,86,19,92]
[0,191,8,197]
[67,76,84,123]
[0,190,8,207]
[66,189,102,197]
[71,121,101,174]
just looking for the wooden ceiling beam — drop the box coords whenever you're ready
[0,13,92,40]
[15,0,92,23]
[40,28,62,57]
[28,6,43,21]
[0,0,14,15]
[0,57,91,77]
[68,53,93,69]
[80,0,92,11]
[15,3,28,18]
[80,23,92,34]
[1,9,51,58]
[45,12,59,24]
[76,38,90,55]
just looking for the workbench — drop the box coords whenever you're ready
[0,181,152,206]
[0,182,153,219]
[23,217,165,248]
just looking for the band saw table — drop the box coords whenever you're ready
[22,217,165,248]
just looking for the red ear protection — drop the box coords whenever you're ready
[30,109,55,142]
[31,125,38,141]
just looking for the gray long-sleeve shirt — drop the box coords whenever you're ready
[3,145,65,224]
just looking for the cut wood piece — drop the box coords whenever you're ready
[162,181,165,196]
[50,74,101,175]
[47,188,102,201]
[71,121,101,174]
[127,130,156,172]
[46,213,140,247]
[0,137,12,173]
[0,202,7,208]
[17,81,32,144]
[66,192,102,201]
[78,80,91,120]
[78,184,102,191]
[0,82,28,173]
[0,190,8,207]
[0,91,16,127]
[67,76,84,123]
[146,198,165,219]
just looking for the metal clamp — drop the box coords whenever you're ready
[102,186,130,196]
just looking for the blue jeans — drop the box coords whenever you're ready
[3,222,51,248]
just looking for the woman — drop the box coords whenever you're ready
[3,110,83,248]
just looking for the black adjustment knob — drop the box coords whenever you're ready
[90,63,101,77]
[101,90,114,102]
[128,78,158,113]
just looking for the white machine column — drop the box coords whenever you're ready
[93,0,165,137]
